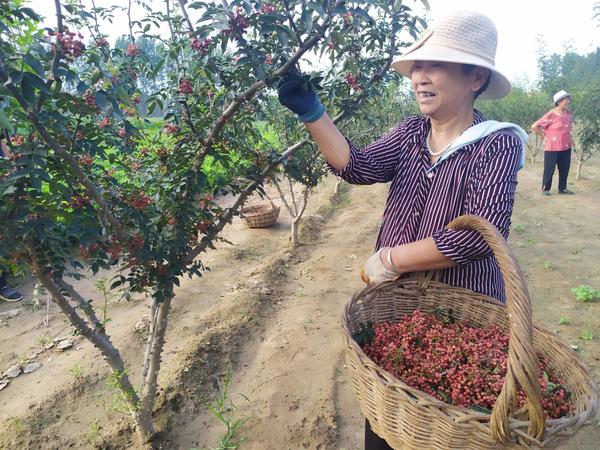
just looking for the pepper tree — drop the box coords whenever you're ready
[0,0,425,444]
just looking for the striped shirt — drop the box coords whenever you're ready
[332,110,522,302]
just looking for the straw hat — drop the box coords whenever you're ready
[553,90,571,105]
[392,10,511,99]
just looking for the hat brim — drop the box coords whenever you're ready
[553,94,570,105]
[392,44,512,99]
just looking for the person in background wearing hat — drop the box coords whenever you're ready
[278,10,526,448]
[531,90,574,195]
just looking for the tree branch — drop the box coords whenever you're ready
[55,278,104,330]
[282,0,304,47]
[27,247,140,411]
[127,0,135,43]
[176,0,194,33]
[287,176,298,216]
[271,175,293,217]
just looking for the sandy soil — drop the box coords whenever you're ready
[1,154,599,450]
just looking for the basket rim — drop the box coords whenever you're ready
[241,204,280,217]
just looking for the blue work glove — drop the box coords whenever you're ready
[277,72,325,123]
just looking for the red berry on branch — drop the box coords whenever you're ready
[178,78,193,95]
[126,43,140,57]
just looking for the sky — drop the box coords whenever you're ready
[425,0,600,85]
[27,0,600,86]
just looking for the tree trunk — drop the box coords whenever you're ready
[138,291,173,442]
[291,218,299,247]
[30,263,150,442]
[576,160,583,180]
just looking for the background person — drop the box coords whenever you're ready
[531,90,574,195]
[0,270,23,302]
[0,130,24,302]
[278,10,527,449]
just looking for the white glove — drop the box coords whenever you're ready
[361,247,401,285]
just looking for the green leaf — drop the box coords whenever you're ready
[21,75,35,104]
[24,54,45,76]
[91,68,103,85]
[23,72,51,94]
[0,110,11,129]
[307,2,325,17]
[301,9,313,35]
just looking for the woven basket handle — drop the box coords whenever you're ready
[446,215,545,444]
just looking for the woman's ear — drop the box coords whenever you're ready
[471,67,490,93]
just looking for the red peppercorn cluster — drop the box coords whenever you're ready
[79,153,94,166]
[79,242,100,259]
[345,73,361,90]
[71,194,90,209]
[10,135,25,146]
[343,12,353,25]
[259,4,277,14]
[49,27,85,58]
[127,190,152,211]
[264,54,273,65]
[362,311,572,419]
[98,117,112,129]
[95,37,109,47]
[163,123,178,135]
[118,127,127,138]
[224,7,250,36]
[83,89,96,107]
[126,43,139,57]
[178,79,193,95]
[191,37,211,55]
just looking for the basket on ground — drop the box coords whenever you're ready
[241,204,280,228]
[342,215,598,450]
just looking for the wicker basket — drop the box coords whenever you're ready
[342,215,598,450]
[241,204,280,228]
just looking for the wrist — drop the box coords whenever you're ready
[388,246,405,273]
[300,102,325,123]
[381,247,401,274]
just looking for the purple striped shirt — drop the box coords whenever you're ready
[332,110,522,302]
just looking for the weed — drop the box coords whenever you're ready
[85,419,105,447]
[204,368,248,450]
[571,285,600,302]
[94,278,113,329]
[527,237,536,246]
[512,223,525,232]
[8,417,22,434]
[558,316,571,325]
[543,260,553,271]
[69,364,84,381]
[36,334,52,347]
[579,330,594,342]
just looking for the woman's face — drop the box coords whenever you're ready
[557,96,571,108]
[410,61,486,119]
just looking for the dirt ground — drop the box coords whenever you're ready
[1,151,599,450]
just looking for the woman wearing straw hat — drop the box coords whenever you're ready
[278,10,526,449]
[532,90,574,195]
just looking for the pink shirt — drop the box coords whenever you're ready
[533,110,572,151]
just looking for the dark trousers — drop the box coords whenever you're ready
[365,419,393,449]
[542,149,571,192]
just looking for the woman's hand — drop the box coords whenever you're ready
[277,72,325,123]
[360,247,401,285]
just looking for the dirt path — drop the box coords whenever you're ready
[1,155,599,450]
